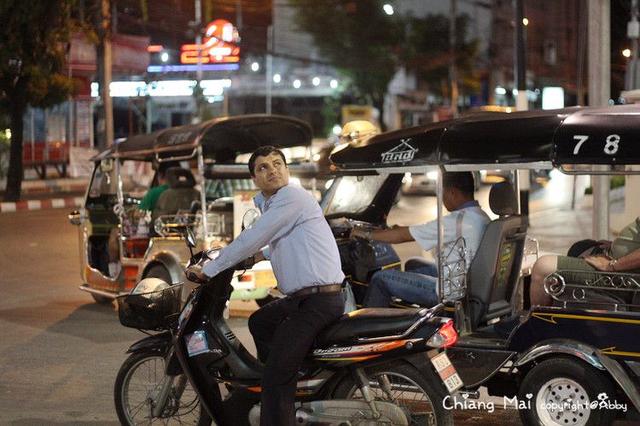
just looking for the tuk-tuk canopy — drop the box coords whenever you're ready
[330,104,640,171]
[96,114,312,162]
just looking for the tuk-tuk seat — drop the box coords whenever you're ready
[152,167,200,225]
[467,182,527,329]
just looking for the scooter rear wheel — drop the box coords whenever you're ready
[114,351,211,425]
[332,360,453,425]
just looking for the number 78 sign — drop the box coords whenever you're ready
[572,134,621,156]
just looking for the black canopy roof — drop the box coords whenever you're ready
[330,104,640,170]
[95,114,312,162]
[155,114,312,161]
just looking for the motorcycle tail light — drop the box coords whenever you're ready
[427,319,458,348]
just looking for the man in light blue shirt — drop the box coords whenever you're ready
[199,146,344,426]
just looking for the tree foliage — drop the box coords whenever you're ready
[0,0,78,201]
[404,14,480,99]
[290,0,405,128]
[291,1,480,126]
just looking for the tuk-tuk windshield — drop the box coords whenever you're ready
[88,160,153,200]
[322,175,388,216]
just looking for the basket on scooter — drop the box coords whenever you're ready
[117,283,182,331]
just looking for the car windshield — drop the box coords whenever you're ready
[322,175,388,216]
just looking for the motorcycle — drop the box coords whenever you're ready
[114,228,462,425]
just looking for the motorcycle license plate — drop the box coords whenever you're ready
[431,351,463,393]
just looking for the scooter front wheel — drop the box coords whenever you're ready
[114,351,211,425]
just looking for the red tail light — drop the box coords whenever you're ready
[123,265,139,291]
[427,319,458,348]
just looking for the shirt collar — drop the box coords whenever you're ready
[456,200,480,210]
[253,183,290,211]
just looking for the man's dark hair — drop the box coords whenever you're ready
[248,146,287,177]
[443,171,475,197]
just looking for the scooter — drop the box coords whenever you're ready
[115,229,461,425]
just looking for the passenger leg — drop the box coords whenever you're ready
[530,255,558,306]
[405,257,438,277]
[364,269,439,307]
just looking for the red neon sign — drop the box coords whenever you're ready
[180,19,240,64]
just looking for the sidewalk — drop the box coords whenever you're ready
[0,176,88,213]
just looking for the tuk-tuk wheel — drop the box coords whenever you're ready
[518,357,616,426]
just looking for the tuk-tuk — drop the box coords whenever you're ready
[325,104,640,425]
[69,114,315,304]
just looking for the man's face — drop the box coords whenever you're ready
[442,186,459,212]
[252,152,290,196]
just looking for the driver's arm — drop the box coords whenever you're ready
[355,226,414,244]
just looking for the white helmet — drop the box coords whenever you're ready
[340,120,379,145]
[131,277,170,295]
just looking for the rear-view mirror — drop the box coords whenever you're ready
[242,208,260,231]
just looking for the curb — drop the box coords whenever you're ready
[21,183,88,195]
[0,196,84,213]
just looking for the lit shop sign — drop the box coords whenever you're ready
[90,79,232,98]
[181,19,240,64]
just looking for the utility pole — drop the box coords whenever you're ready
[576,0,587,106]
[626,0,639,91]
[194,0,203,123]
[449,0,459,117]
[266,25,273,115]
[96,0,114,149]
[514,0,529,217]
[588,0,610,240]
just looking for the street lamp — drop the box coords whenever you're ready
[623,48,632,58]
[383,4,394,15]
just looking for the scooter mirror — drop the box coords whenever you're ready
[185,228,197,248]
[241,208,260,231]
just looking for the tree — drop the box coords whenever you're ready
[404,13,480,101]
[0,1,77,201]
[290,0,405,129]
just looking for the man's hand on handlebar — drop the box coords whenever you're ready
[185,264,209,283]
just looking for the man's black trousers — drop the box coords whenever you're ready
[248,291,344,426]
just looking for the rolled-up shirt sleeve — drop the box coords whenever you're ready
[202,187,301,277]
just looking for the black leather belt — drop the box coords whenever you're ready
[291,283,342,298]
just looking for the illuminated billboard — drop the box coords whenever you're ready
[181,19,240,65]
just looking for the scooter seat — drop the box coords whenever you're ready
[316,307,427,346]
